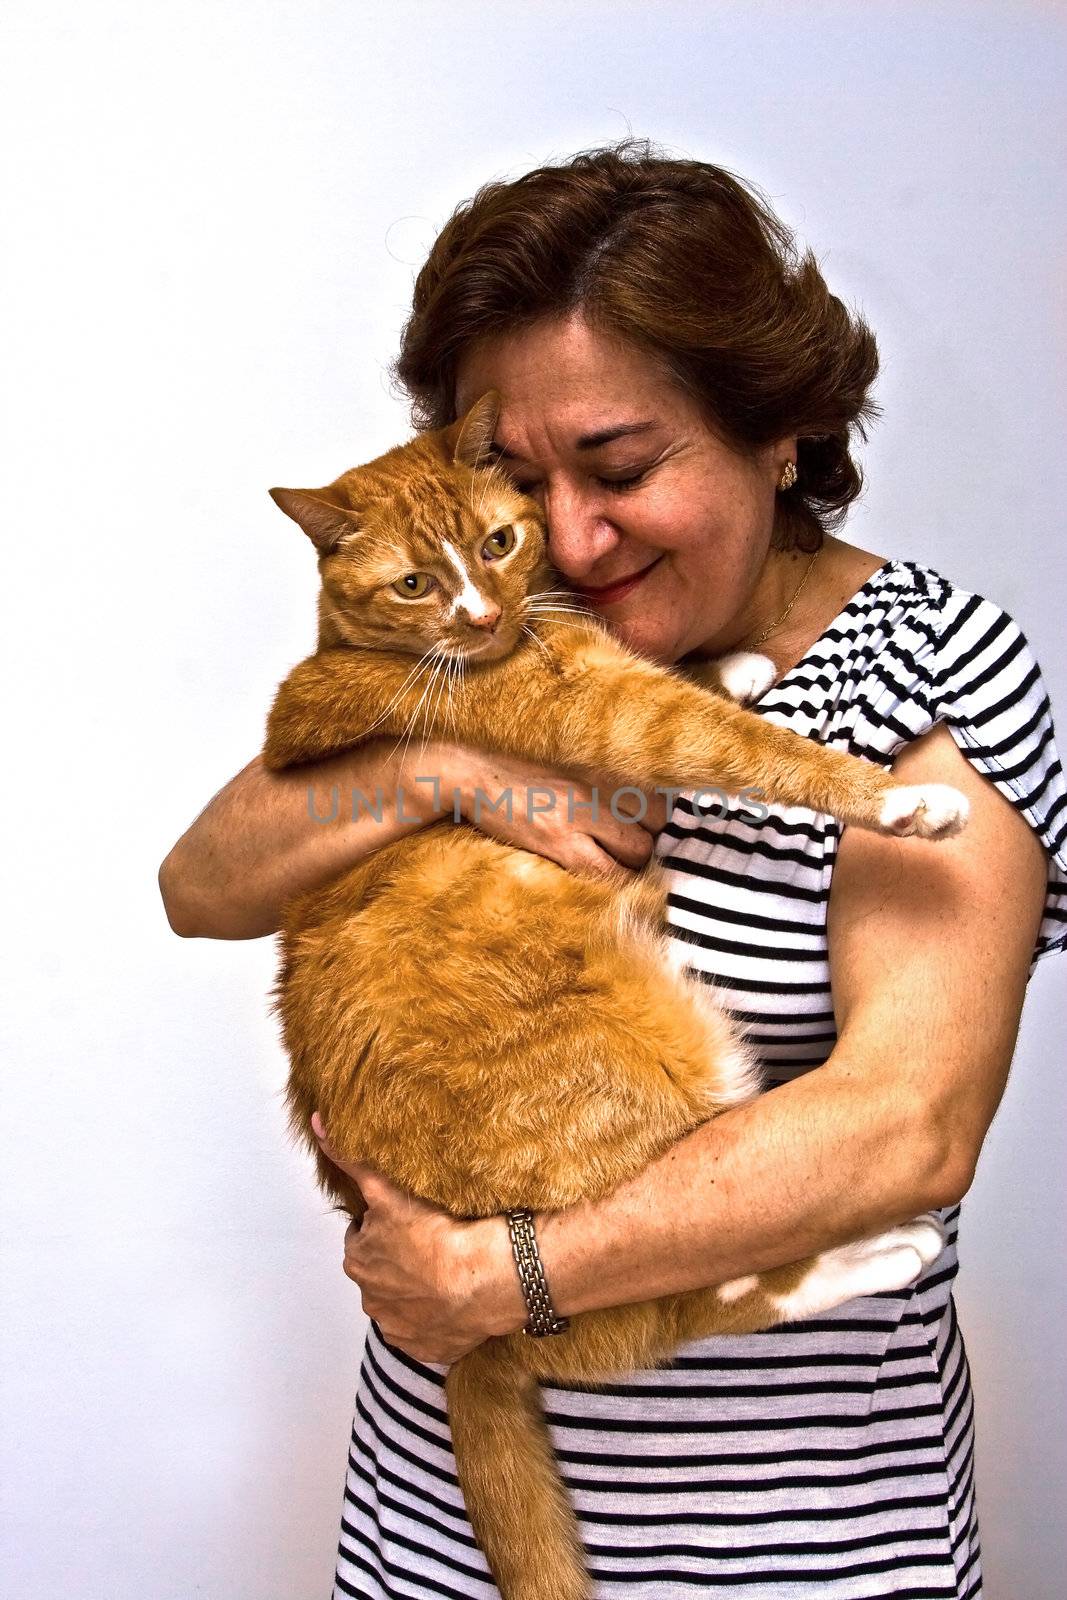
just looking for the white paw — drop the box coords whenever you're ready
[771,1214,947,1322]
[879,783,970,840]
[717,1274,760,1304]
[716,651,778,706]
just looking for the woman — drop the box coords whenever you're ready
[160,144,1066,1598]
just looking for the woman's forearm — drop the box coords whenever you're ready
[479,1052,957,1335]
[158,739,442,940]
[158,732,660,942]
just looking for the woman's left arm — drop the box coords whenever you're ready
[817,720,1048,1199]
[316,723,1048,1362]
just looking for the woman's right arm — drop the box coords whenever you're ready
[158,738,664,941]
[158,739,435,940]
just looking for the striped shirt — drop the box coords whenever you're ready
[333,559,1067,1599]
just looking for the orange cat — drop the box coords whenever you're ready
[264,394,961,1600]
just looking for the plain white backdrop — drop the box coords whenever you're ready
[2,3,1064,1597]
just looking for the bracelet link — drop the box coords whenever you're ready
[504,1207,570,1337]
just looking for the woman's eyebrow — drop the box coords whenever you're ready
[490,420,658,461]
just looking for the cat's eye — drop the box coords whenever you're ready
[482,524,517,560]
[392,572,436,599]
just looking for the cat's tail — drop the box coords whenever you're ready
[445,1341,590,1600]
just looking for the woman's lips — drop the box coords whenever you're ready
[573,555,664,605]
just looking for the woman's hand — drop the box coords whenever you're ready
[430,740,669,879]
[311,1113,528,1364]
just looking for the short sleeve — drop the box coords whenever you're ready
[911,587,1067,963]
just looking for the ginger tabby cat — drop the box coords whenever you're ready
[263,393,960,1600]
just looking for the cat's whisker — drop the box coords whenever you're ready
[423,649,455,756]
[414,652,449,745]
[444,650,461,736]
[381,661,437,765]
[525,587,591,603]
[424,651,455,749]
[389,648,445,769]
[523,612,603,635]
[357,644,440,739]
[436,652,461,749]
[527,598,604,614]
[396,665,441,769]
[526,609,606,632]
[438,651,452,733]
[356,660,434,742]
[521,623,554,666]
[525,606,602,627]
[524,596,603,623]
[453,647,471,737]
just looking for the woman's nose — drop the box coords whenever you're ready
[544,484,620,580]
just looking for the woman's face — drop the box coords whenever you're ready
[454,312,793,665]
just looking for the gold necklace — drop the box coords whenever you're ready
[750,547,821,647]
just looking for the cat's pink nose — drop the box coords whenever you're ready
[467,604,501,633]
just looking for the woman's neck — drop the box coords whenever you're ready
[735,536,887,679]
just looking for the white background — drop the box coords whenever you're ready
[2,3,1064,1597]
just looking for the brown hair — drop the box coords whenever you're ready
[394,140,880,552]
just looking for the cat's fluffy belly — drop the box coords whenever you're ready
[278,827,761,1222]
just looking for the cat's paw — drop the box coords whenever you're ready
[879,783,970,840]
[772,1214,947,1322]
[716,650,778,706]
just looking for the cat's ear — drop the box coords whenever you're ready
[450,390,502,469]
[268,487,359,556]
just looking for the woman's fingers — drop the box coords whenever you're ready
[564,835,643,881]
[615,787,670,833]
[452,748,668,874]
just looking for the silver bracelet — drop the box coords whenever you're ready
[504,1207,570,1337]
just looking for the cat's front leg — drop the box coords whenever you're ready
[537,629,970,841]
[264,649,431,768]
[672,652,968,838]
[263,638,563,770]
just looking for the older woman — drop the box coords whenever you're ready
[160,144,1066,1599]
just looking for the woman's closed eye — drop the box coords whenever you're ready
[597,469,651,492]
[514,467,653,496]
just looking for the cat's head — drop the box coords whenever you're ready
[269,393,553,662]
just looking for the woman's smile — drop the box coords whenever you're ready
[572,554,665,606]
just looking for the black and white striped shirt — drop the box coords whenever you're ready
[333,560,1067,1599]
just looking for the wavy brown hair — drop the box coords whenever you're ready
[394,140,880,552]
